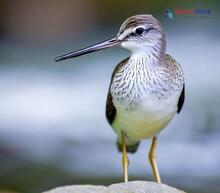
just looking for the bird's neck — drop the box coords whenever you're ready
[130,39,166,65]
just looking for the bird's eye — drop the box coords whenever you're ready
[135,27,145,35]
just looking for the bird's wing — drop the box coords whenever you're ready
[165,54,185,114]
[106,91,116,124]
[177,83,185,113]
[106,57,130,125]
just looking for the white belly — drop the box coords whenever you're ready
[112,93,179,142]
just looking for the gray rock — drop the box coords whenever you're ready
[43,185,106,193]
[43,181,186,193]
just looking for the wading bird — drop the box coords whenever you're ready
[55,14,185,183]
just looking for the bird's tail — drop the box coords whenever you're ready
[117,140,140,153]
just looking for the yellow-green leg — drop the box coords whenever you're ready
[121,132,129,182]
[148,136,161,183]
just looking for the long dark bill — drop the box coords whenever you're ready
[54,37,121,62]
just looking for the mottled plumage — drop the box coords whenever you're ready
[106,58,129,124]
[106,53,184,152]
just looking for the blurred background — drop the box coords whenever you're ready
[0,0,220,193]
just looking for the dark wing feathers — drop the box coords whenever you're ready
[106,92,116,124]
[177,84,185,113]
[105,57,130,124]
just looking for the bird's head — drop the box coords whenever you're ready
[117,15,165,55]
[55,14,165,62]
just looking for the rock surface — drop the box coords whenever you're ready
[43,181,186,193]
